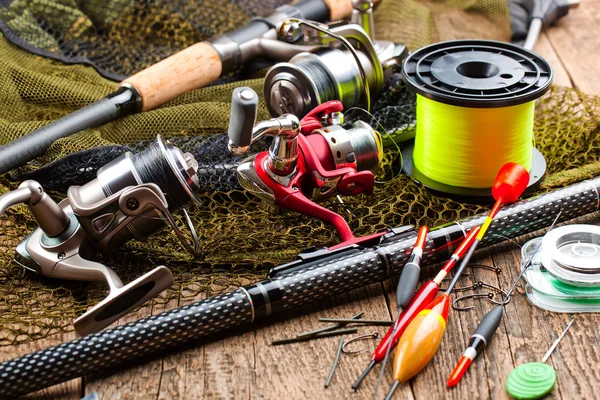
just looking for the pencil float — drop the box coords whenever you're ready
[371,226,429,397]
[448,211,563,387]
[447,306,503,387]
[384,163,530,399]
[352,226,479,391]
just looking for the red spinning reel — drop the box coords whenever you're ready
[227,87,384,245]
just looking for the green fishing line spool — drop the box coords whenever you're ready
[401,40,553,202]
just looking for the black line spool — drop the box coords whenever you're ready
[401,40,553,203]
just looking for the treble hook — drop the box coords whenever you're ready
[342,332,379,355]
[452,292,505,311]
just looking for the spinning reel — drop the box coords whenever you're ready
[263,0,408,117]
[0,136,201,335]
[227,87,383,245]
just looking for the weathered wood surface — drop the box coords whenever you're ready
[2,2,600,399]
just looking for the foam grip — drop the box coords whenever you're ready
[323,0,354,20]
[228,87,258,147]
[0,98,119,174]
[122,42,222,111]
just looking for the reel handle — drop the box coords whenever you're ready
[228,87,259,153]
[0,180,70,237]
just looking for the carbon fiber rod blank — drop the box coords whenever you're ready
[0,177,599,398]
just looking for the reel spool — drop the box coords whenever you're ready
[522,225,600,313]
[401,40,553,202]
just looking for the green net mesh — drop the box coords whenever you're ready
[1,0,599,346]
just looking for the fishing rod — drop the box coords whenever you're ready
[0,0,365,175]
[1,175,599,398]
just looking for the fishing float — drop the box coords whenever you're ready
[352,226,480,391]
[383,162,530,399]
[447,211,563,388]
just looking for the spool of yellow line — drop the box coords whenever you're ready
[402,39,553,201]
[414,96,534,188]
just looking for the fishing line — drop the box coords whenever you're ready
[522,223,600,312]
[413,97,534,188]
[132,140,194,211]
[401,40,553,202]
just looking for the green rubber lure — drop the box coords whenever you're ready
[506,362,556,399]
[505,317,574,400]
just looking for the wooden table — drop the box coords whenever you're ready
[4,2,600,399]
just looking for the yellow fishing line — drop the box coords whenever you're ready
[413,95,535,188]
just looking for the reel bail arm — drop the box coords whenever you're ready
[264,0,408,118]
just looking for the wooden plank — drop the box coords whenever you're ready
[545,1,600,96]
[533,33,573,88]
[84,299,166,398]
[407,249,514,400]
[252,283,410,399]
[153,279,256,400]
[154,289,205,400]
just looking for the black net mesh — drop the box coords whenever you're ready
[1,0,599,346]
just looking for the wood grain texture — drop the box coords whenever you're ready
[534,33,573,88]
[84,298,170,399]
[5,3,600,400]
[544,1,600,96]
[122,42,222,111]
[252,283,406,399]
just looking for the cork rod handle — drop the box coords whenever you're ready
[120,0,358,111]
[121,42,222,111]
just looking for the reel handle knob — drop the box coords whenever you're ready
[228,87,258,154]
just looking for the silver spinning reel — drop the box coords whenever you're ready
[263,0,408,117]
[0,136,201,335]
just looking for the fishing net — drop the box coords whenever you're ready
[1,0,598,346]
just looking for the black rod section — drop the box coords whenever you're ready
[0,87,139,174]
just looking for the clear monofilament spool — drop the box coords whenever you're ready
[401,40,553,202]
[522,225,600,313]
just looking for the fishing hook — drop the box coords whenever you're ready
[342,332,379,355]
[453,292,505,311]
[467,263,502,274]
